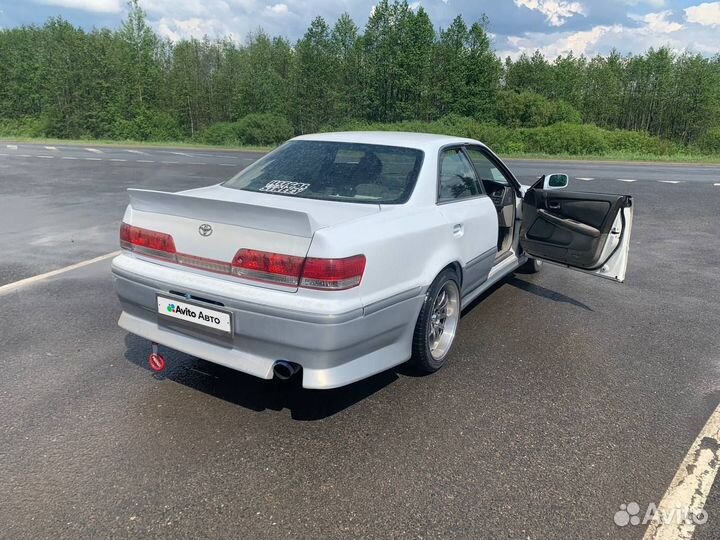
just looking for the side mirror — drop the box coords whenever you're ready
[543,173,569,190]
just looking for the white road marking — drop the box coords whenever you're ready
[576,177,594,181]
[84,147,103,153]
[109,158,127,162]
[643,403,720,540]
[136,159,154,163]
[160,160,179,164]
[169,151,192,157]
[617,179,637,182]
[0,153,7,156]
[126,149,149,155]
[36,155,54,159]
[714,183,720,187]
[660,180,683,184]
[18,154,31,158]
[6,144,17,150]
[82,157,102,161]
[219,163,237,166]
[188,162,207,166]
[61,156,79,160]
[44,146,57,150]
[0,251,121,296]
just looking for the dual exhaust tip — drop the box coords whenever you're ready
[273,360,301,381]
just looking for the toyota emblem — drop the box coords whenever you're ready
[198,223,213,237]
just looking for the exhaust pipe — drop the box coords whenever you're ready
[273,360,300,380]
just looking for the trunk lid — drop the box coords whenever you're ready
[127,186,380,292]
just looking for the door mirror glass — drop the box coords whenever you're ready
[544,173,569,190]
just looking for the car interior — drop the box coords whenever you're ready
[466,149,517,257]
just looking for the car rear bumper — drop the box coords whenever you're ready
[112,258,424,389]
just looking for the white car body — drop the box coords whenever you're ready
[112,132,633,389]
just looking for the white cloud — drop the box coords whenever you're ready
[502,24,619,58]
[514,0,586,26]
[499,5,720,60]
[629,10,682,33]
[33,0,122,12]
[409,1,421,10]
[266,3,289,15]
[155,16,235,41]
[685,2,720,27]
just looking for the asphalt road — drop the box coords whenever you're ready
[1,141,719,539]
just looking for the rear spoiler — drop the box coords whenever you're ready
[127,189,315,238]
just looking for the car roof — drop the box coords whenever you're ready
[292,131,485,151]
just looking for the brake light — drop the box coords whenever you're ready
[119,226,365,291]
[231,249,305,286]
[120,223,177,260]
[300,255,366,290]
[231,249,366,290]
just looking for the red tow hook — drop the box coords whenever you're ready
[148,342,166,372]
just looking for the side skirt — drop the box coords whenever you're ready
[460,251,523,308]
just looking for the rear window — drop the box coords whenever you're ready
[223,141,424,204]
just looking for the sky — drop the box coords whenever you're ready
[0,0,719,58]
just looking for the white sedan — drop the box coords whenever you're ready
[112,132,633,389]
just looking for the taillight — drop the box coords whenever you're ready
[231,249,366,290]
[300,255,366,290]
[119,225,365,291]
[231,249,305,286]
[120,223,177,260]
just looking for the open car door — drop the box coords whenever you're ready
[519,184,633,283]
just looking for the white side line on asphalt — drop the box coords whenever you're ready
[44,146,57,150]
[188,162,207,166]
[0,251,121,296]
[219,163,237,166]
[576,177,594,181]
[126,149,148,155]
[136,160,154,163]
[84,147,103,153]
[109,158,127,162]
[61,156,79,160]
[169,151,192,157]
[643,403,720,540]
[714,183,720,187]
[6,144,17,150]
[161,160,179,164]
[36,155,54,159]
[660,180,682,184]
[83,157,102,161]
[617,179,637,182]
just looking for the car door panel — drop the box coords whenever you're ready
[439,199,497,295]
[520,189,633,282]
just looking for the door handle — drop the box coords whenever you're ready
[453,223,464,237]
[548,201,561,210]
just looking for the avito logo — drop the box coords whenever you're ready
[167,303,175,313]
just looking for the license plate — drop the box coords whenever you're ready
[156,295,232,335]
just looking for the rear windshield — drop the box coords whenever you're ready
[223,140,424,204]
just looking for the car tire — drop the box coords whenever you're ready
[519,257,543,274]
[410,269,461,373]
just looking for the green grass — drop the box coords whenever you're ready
[499,151,720,165]
[0,135,272,153]
[2,135,720,164]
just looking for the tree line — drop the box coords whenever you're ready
[0,0,719,152]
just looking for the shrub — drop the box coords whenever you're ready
[327,116,682,157]
[110,111,184,142]
[695,128,720,154]
[606,129,677,155]
[235,113,294,145]
[0,116,48,137]
[197,122,240,146]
